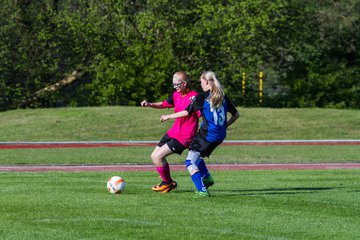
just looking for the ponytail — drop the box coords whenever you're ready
[202,71,224,108]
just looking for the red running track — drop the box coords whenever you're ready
[1,163,360,172]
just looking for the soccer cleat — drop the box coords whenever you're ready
[161,181,177,193]
[152,180,177,193]
[194,190,210,197]
[203,175,214,189]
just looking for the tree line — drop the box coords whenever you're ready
[1,0,359,110]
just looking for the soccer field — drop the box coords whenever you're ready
[1,169,359,239]
[1,107,359,239]
[0,142,359,239]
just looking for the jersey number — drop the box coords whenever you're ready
[210,106,225,126]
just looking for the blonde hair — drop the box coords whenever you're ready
[201,71,224,108]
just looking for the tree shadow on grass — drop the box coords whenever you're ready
[215,187,335,196]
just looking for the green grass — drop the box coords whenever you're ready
[1,170,359,239]
[0,106,358,165]
[0,106,359,141]
[1,107,360,239]
[0,145,359,165]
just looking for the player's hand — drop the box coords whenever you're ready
[140,100,149,107]
[160,115,170,122]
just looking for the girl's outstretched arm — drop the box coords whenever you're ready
[160,110,189,122]
[140,100,164,109]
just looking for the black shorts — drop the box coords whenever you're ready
[158,134,186,155]
[189,134,222,158]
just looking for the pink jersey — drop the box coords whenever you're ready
[162,90,200,148]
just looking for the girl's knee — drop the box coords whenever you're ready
[151,152,158,162]
[151,151,164,165]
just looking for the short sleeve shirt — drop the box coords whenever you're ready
[186,91,238,143]
[161,90,200,147]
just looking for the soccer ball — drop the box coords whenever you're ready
[107,176,126,194]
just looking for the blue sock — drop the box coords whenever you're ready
[191,172,207,192]
[195,158,210,178]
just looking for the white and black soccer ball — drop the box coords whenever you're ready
[107,176,126,194]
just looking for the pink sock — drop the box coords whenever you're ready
[156,163,172,183]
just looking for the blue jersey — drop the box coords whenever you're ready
[186,91,238,143]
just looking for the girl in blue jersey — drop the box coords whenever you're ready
[160,71,239,197]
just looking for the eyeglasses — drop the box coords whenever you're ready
[172,82,184,88]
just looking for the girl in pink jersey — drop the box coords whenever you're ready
[141,71,212,193]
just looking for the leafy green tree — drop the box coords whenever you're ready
[0,0,359,109]
[284,0,360,108]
